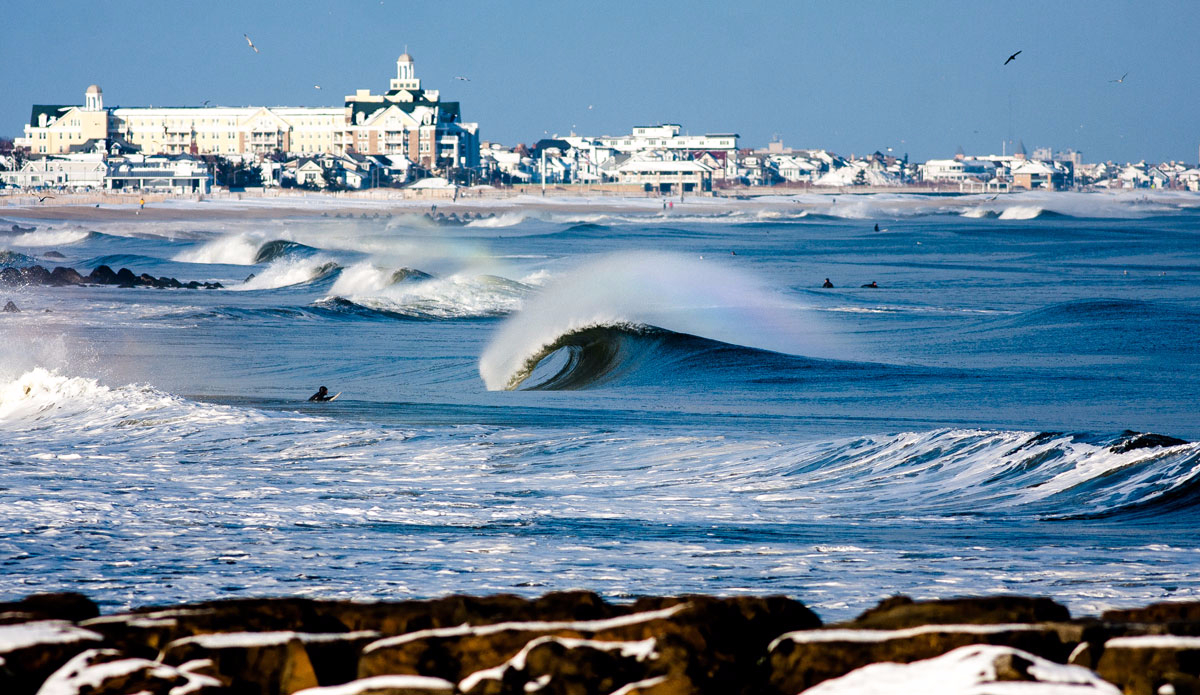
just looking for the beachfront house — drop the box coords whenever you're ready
[1011,160,1068,191]
[0,152,108,190]
[594,124,738,181]
[614,158,714,193]
[104,154,212,193]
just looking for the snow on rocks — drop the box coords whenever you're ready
[800,644,1121,695]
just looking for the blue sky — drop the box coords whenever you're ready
[3,1,1198,163]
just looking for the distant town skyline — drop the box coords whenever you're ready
[3,1,1198,164]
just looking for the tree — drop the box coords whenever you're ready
[0,138,29,171]
[853,168,867,186]
[215,157,264,188]
[320,165,347,192]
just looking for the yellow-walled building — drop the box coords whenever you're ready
[16,54,479,172]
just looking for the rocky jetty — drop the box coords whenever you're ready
[0,264,222,290]
[4,591,1200,694]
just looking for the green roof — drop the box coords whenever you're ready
[29,105,73,126]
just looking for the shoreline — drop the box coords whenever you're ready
[1,186,1193,224]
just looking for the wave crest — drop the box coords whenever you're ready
[479,251,831,390]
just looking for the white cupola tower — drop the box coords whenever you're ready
[390,53,420,91]
[84,84,104,111]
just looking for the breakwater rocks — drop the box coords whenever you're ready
[0,264,222,289]
[4,592,1200,694]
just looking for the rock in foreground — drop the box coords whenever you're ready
[4,592,1200,694]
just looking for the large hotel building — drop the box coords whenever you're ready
[15,53,479,172]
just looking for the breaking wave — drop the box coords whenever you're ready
[464,212,530,228]
[496,321,805,391]
[175,236,320,266]
[757,427,1200,520]
[7,229,95,247]
[254,240,320,264]
[325,266,533,320]
[479,251,832,390]
[0,367,270,431]
[997,206,1070,220]
[232,258,340,291]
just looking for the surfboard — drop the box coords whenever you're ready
[328,392,341,401]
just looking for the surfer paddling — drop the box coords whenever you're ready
[308,386,339,402]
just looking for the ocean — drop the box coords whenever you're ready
[2,191,1199,622]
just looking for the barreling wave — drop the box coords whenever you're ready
[493,321,809,391]
[253,239,320,263]
[479,251,833,390]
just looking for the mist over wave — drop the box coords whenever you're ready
[326,262,533,319]
[479,251,831,390]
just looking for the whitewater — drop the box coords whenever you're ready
[2,191,1199,620]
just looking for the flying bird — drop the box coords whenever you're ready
[454,76,470,81]
[314,85,322,90]
[1110,72,1128,83]
[202,99,211,106]
[37,195,54,202]
[1004,50,1021,65]
[244,34,259,53]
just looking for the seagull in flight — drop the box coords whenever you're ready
[202,99,211,106]
[37,195,54,203]
[454,76,470,81]
[1110,72,1128,83]
[314,85,322,90]
[244,34,259,53]
[1004,50,1021,65]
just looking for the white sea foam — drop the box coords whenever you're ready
[998,205,1045,220]
[478,251,831,390]
[174,234,266,265]
[8,229,92,247]
[232,257,338,291]
[465,211,531,228]
[0,367,260,428]
[328,269,532,319]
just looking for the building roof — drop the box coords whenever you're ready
[534,138,573,153]
[615,160,713,173]
[86,84,102,94]
[30,105,73,126]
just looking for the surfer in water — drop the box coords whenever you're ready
[308,386,336,402]
[822,278,834,288]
